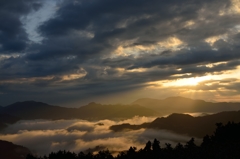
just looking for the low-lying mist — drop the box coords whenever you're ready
[0,116,200,156]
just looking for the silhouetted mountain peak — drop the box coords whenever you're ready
[166,96,187,99]
[87,102,102,106]
[132,98,161,103]
[165,96,192,101]
[152,113,193,123]
[7,101,49,107]
[168,113,193,119]
[2,101,53,116]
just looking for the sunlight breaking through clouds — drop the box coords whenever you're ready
[164,76,211,86]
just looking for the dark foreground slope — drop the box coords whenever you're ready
[132,96,240,115]
[0,140,31,159]
[0,101,158,121]
[110,110,240,138]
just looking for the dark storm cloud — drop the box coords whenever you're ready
[0,0,42,53]
[1,0,240,105]
[33,0,231,60]
[39,0,192,36]
[103,50,240,78]
[120,38,240,70]
[0,54,83,81]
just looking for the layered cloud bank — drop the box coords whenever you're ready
[1,0,240,105]
[0,117,196,156]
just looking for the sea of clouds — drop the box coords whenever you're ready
[0,116,200,156]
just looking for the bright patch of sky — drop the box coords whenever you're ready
[21,0,58,43]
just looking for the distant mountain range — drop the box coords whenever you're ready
[1,97,240,157]
[1,96,240,131]
[132,96,240,115]
[110,110,240,138]
[0,101,158,123]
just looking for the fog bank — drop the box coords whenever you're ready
[0,116,200,156]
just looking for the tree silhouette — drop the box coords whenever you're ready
[152,139,160,152]
[95,150,113,159]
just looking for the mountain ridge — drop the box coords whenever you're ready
[1,96,240,122]
[132,96,240,115]
[1,97,240,132]
[110,110,240,138]
[0,101,158,121]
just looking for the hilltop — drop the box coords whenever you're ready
[110,110,240,138]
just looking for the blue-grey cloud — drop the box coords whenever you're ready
[0,0,42,53]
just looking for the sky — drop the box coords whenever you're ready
[1,0,240,106]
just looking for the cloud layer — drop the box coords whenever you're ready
[0,117,197,156]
